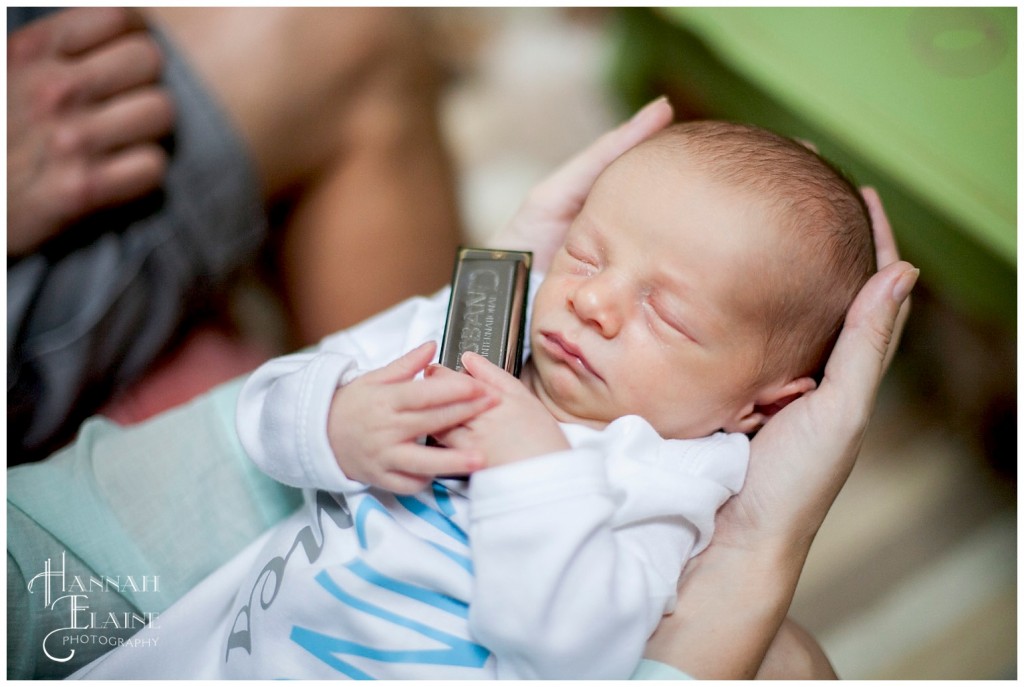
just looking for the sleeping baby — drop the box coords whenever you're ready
[72,120,874,679]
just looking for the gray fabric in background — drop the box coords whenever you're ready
[7,8,268,463]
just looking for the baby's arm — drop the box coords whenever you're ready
[432,355,736,678]
[466,449,706,679]
[237,292,494,492]
[239,342,494,493]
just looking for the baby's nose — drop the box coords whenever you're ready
[569,277,623,337]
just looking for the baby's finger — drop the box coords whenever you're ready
[392,369,489,410]
[430,425,468,451]
[362,341,437,384]
[400,393,497,439]
[387,445,484,481]
[377,470,433,496]
[460,351,522,392]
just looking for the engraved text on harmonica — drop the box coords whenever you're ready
[456,268,501,367]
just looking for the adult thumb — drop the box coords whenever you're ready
[820,261,918,418]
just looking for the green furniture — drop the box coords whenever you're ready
[611,7,1015,327]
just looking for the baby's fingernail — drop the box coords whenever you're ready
[892,267,919,302]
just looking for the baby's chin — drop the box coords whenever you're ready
[520,359,611,430]
[522,359,730,439]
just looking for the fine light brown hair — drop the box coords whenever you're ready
[649,120,876,385]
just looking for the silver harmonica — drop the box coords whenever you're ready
[437,247,532,377]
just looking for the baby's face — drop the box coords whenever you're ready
[525,148,778,439]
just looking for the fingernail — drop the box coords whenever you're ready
[631,95,669,122]
[892,267,919,302]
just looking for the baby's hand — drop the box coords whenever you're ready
[430,352,570,468]
[327,342,496,494]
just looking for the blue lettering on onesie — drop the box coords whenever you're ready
[291,483,489,677]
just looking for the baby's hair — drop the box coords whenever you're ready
[647,120,876,385]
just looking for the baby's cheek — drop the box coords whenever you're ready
[530,284,560,319]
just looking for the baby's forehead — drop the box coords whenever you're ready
[611,137,682,173]
[601,141,783,223]
[604,137,742,193]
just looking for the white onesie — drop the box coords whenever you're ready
[71,282,748,680]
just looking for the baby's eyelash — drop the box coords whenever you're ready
[564,246,598,272]
[645,298,692,339]
[567,246,593,263]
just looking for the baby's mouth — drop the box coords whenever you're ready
[539,332,602,381]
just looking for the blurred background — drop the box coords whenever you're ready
[12,6,1012,679]
[427,7,1016,680]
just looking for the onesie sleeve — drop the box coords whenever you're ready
[235,290,450,492]
[466,417,748,680]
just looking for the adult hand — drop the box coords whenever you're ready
[718,187,914,551]
[491,96,674,272]
[7,7,175,256]
[645,190,916,679]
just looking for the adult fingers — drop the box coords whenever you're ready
[72,32,164,103]
[362,342,437,384]
[819,261,918,422]
[8,8,147,63]
[861,186,911,372]
[51,7,149,57]
[862,187,900,268]
[533,96,674,204]
[796,138,819,153]
[54,144,167,221]
[56,86,174,157]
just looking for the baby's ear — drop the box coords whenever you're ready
[725,376,817,434]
